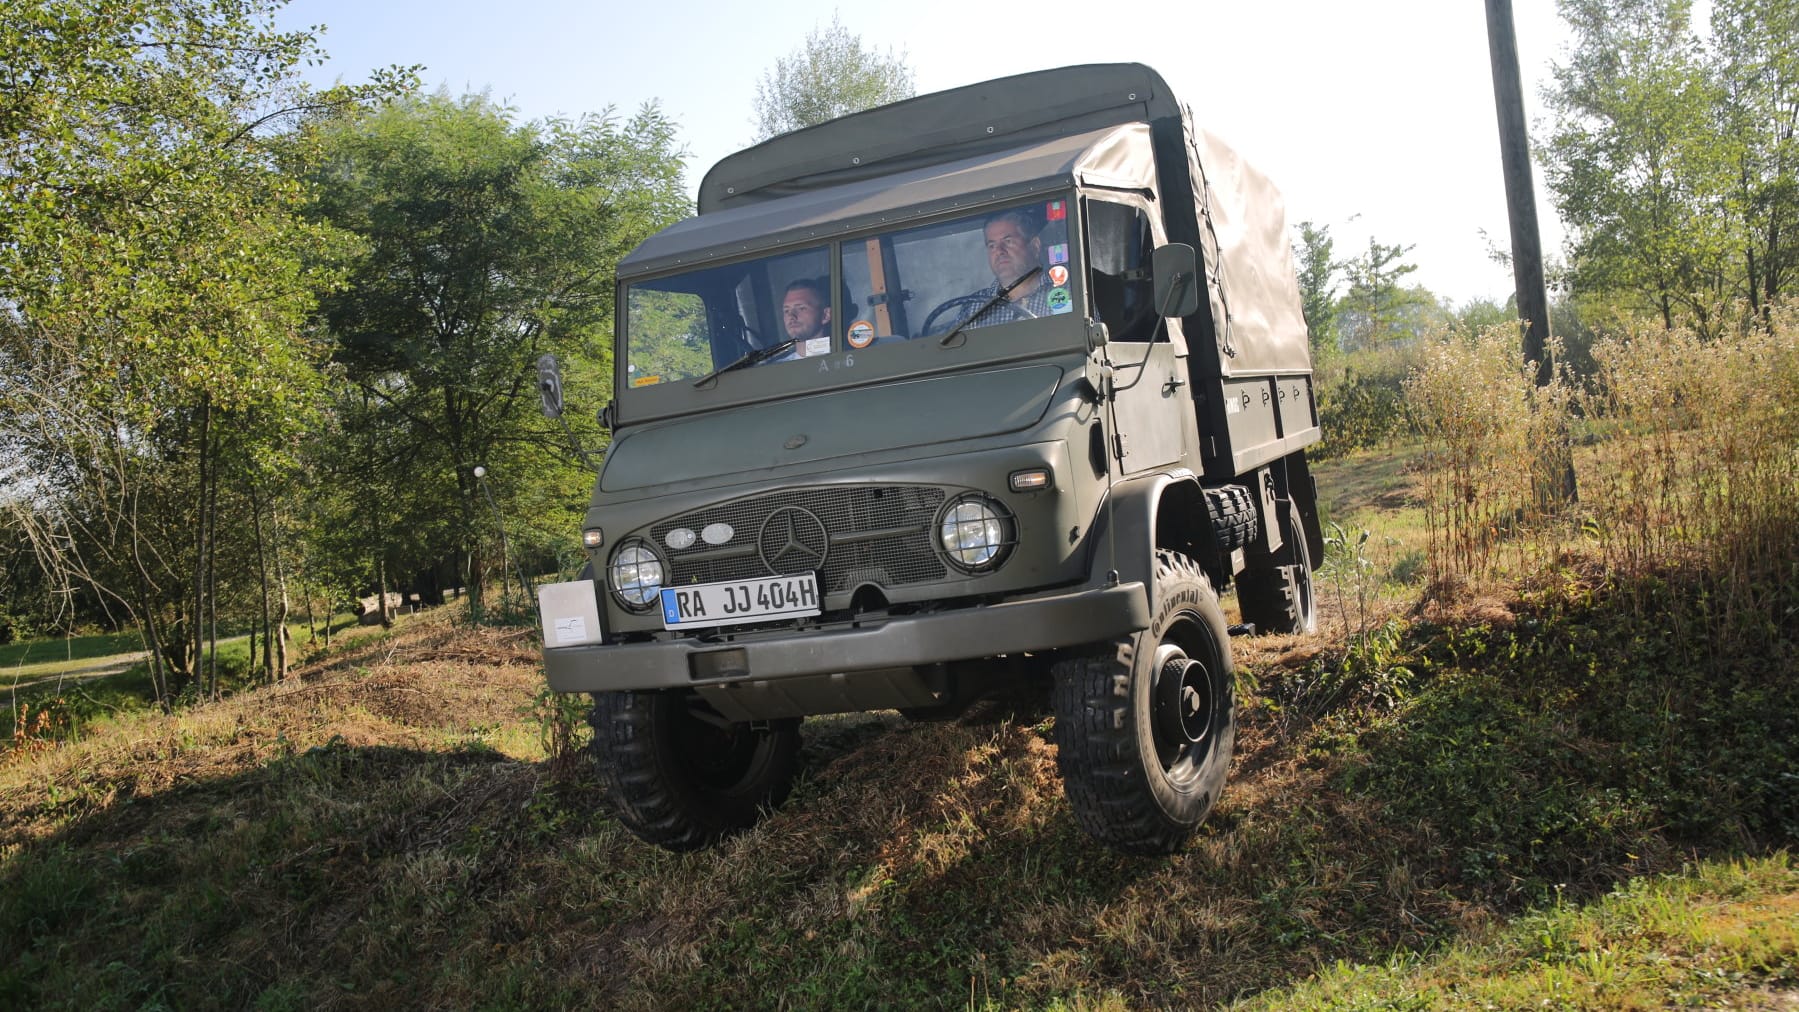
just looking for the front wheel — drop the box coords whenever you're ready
[1052,551,1236,855]
[589,690,800,851]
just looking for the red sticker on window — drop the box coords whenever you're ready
[1046,199,1066,222]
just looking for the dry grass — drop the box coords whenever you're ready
[1406,313,1799,642]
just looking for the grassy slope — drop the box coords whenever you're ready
[0,631,147,683]
[0,452,1793,1010]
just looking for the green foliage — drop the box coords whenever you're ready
[1346,577,1799,900]
[1313,344,1419,457]
[751,12,916,140]
[1293,220,1340,355]
[297,91,688,607]
[1545,0,1799,330]
[1712,0,1799,315]
[0,0,409,698]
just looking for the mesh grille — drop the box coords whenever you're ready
[648,486,948,594]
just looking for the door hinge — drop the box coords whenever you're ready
[1113,433,1129,459]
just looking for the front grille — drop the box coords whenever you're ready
[648,485,948,594]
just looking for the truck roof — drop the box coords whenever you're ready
[699,63,1178,214]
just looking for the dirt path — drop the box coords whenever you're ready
[6,652,148,695]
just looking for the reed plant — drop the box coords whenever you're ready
[1405,326,1574,589]
[1407,310,1799,650]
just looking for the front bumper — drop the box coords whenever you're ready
[542,580,1148,697]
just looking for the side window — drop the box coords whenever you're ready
[1085,200,1160,343]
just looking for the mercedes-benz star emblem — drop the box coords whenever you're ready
[758,507,829,574]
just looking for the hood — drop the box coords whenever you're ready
[600,364,1064,493]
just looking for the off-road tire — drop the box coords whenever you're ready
[1051,551,1235,855]
[588,690,800,851]
[1236,504,1317,635]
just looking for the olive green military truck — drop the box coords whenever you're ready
[536,63,1322,856]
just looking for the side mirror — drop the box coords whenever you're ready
[1152,243,1200,318]
[598,401,617,431]
[536,353,564,419]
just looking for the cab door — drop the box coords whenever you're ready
[1083,197,1196,475]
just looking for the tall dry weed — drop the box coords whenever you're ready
[1409,311,1799,648]
[1405,325,1574,590]
[1584,311,1799,644]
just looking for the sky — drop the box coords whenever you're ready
[273,0,1577,306]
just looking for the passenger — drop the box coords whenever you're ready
[963,209,1052,328]
[779,278,832,356]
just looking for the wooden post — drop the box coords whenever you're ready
[1486,0,1551,380]
[1486,0,1576,501]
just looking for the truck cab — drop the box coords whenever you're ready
[539,64,1322,855]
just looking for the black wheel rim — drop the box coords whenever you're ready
[1150,619,1221,785]
[1290,513,1315,628]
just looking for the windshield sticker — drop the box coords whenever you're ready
[804,336,832,357]
[1048,243,1069,266]
[1046,199,1067,222]
[846,320,875,349]
[632,374,662,387]
[1047,287,1072,314]
[1048,264,1069,287]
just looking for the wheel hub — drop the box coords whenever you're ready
[1155,654,1213,749]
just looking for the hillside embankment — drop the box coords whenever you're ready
[0,543,1792,1009]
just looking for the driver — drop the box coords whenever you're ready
[960,208,1052,329]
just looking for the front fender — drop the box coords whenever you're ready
[1084,470,1204,614]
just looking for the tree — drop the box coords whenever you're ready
[1293,220,1341,355]
[299,93,688,612]
[1711,0,1799,318]
[1544,0,1735,332]
[751,12,915,140]
[0,0,403,700]
[1335,238,1441,349]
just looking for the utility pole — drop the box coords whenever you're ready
[1485,0,1552,383]
[1486,0,1576,502]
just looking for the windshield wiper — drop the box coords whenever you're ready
[692,338,797,389]
[938,266,1043,346]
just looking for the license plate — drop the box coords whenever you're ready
[660,573,821,630]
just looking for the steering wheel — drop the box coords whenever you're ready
[922,294,1030,336]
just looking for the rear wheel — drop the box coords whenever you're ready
[1052,551,1235,855]
[589,690,800,851]
[1236,503,1317,635]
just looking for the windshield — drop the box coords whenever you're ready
[840,196,1076,347]
[621,194,1080,390]
[625,246,831,388]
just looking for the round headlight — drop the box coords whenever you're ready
[608,540,665,609]
[938,496,1012,572]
